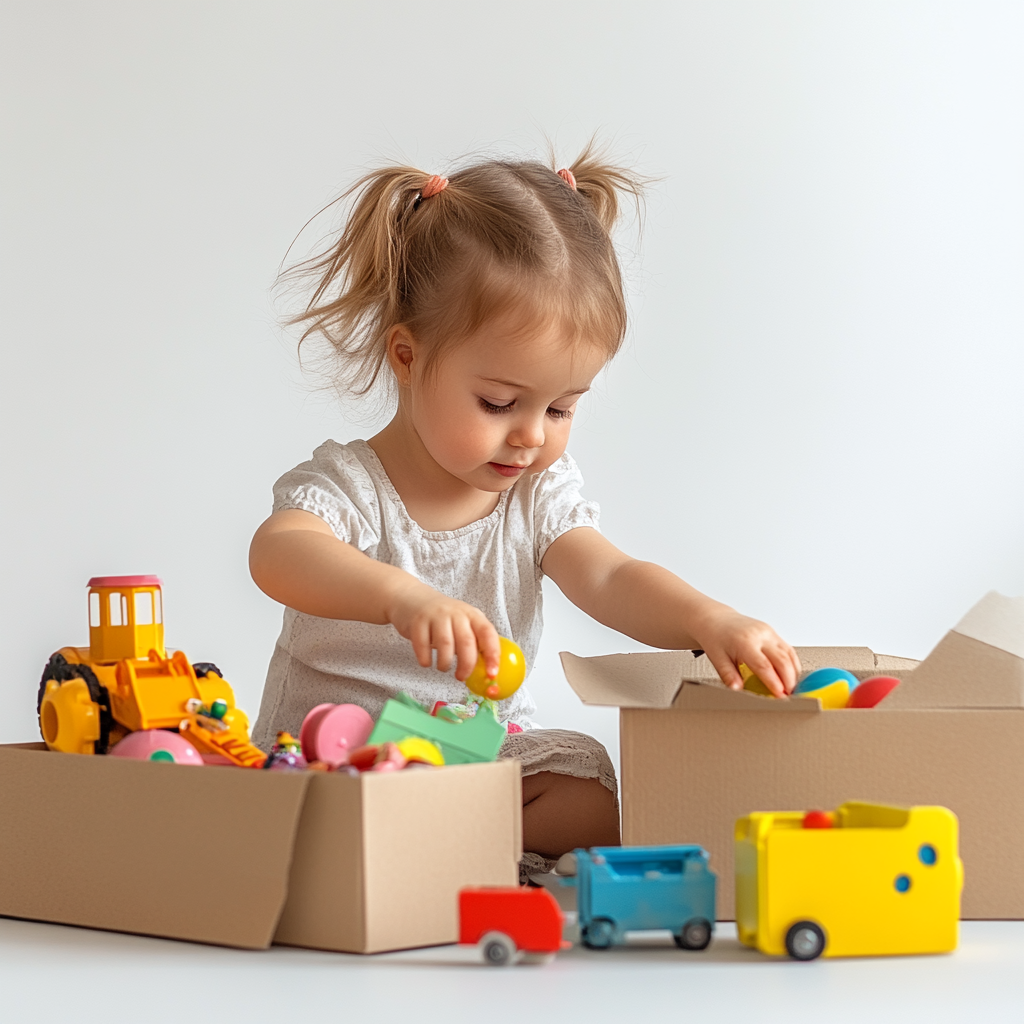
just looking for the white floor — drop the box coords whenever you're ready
[2,915,1021,1023]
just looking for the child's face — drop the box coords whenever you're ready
[404,317,608,492]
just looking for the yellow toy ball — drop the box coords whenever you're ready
[795,679,850,709]
[396,736,445,766]
[465,637,526,701]
[739,662,774,697]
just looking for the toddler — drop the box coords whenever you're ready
[249,147,801,878]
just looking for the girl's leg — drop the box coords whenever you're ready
[521,771,620,859]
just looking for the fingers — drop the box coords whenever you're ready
[706,651,743,691]
[402,599,502,681]
[432,618,456,674]
[409,617,434,669]
[744,650,788,698]
[475,618,502,679]
[452,614,480,682]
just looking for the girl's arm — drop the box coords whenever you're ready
[541,527,800,697]
[249,508,501,679]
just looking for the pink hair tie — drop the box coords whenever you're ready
[421,174,448,199]
[557,168,577,191]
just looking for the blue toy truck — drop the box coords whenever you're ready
[560,844,717,950]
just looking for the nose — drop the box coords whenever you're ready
[507,414,545,451]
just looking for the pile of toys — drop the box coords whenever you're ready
[740,663,901,708]
[36,576,526,772]
[35,576,966,967]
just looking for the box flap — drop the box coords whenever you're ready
[561,646,896,711]
[559,650,695,708]
[672,681,821,713]
[953,591,1024,659]
[0,744,309,948]
[884,593,1024,709]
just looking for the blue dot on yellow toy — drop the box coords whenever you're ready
[466,637,526,701]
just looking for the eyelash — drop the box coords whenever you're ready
[478,398,573,420]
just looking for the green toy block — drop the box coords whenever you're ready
[368,696,506,764]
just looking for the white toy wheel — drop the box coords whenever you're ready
[479,931,517,966]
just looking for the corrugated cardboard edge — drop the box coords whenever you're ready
[0,743,310,948]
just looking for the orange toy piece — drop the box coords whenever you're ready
[37,576,266,767]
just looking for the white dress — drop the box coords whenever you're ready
[253,440,619,875]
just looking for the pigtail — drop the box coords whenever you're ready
[281,142,647,404]
[560,140,646,234]
[280,166,431,396]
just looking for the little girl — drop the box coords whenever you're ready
[249,146,801,878]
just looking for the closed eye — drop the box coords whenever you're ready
[479,398,515,414]
[478,397,574,419]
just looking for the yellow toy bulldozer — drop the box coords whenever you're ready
[38,576,265,768]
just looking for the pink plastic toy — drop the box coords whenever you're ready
[108,729,204,765]
[300,703,374,765]
[846,676,901,708]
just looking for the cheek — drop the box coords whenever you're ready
[414,391,499,463]
[535,419,573,465]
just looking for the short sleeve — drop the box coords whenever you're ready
[272,441,381,553]
[533,453,601,566]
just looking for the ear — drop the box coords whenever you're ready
[386,325,418,387]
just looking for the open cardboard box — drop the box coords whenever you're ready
[0,746,520,951]
[561,592,1024,920]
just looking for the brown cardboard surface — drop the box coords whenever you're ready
[0,743,309,948]
[620,706,1023,919]
[562,599,1024,920]
[275,760,521,954]
[271,767,367,952]
[885,631,1024,708]
[953,591,1024,659]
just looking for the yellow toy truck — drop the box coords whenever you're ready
[37,576,265,768]
[735,802,963,960]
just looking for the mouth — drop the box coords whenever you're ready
[488,462,529,478]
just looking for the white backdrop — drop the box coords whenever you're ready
[2,1,1022,772]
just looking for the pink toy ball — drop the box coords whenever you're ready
[300,703,374,765]
[108,729,204,766]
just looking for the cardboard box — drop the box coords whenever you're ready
[561,592,1024,920]
[0,744,520,951]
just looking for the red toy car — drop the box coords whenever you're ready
[459,886,569,965]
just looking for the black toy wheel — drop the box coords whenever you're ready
[785,920,826,961]
[38,652,113,754]
[192,662,223,679]
[581,917,615,950]
[675,917,713,950]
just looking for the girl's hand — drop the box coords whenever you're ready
[386,579,501,682]
[692,607,802,698]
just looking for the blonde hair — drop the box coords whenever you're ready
[281,143,645,400]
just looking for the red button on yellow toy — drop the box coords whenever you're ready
[802,810,835,829]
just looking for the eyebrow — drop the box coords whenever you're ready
[478,376,590,396]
